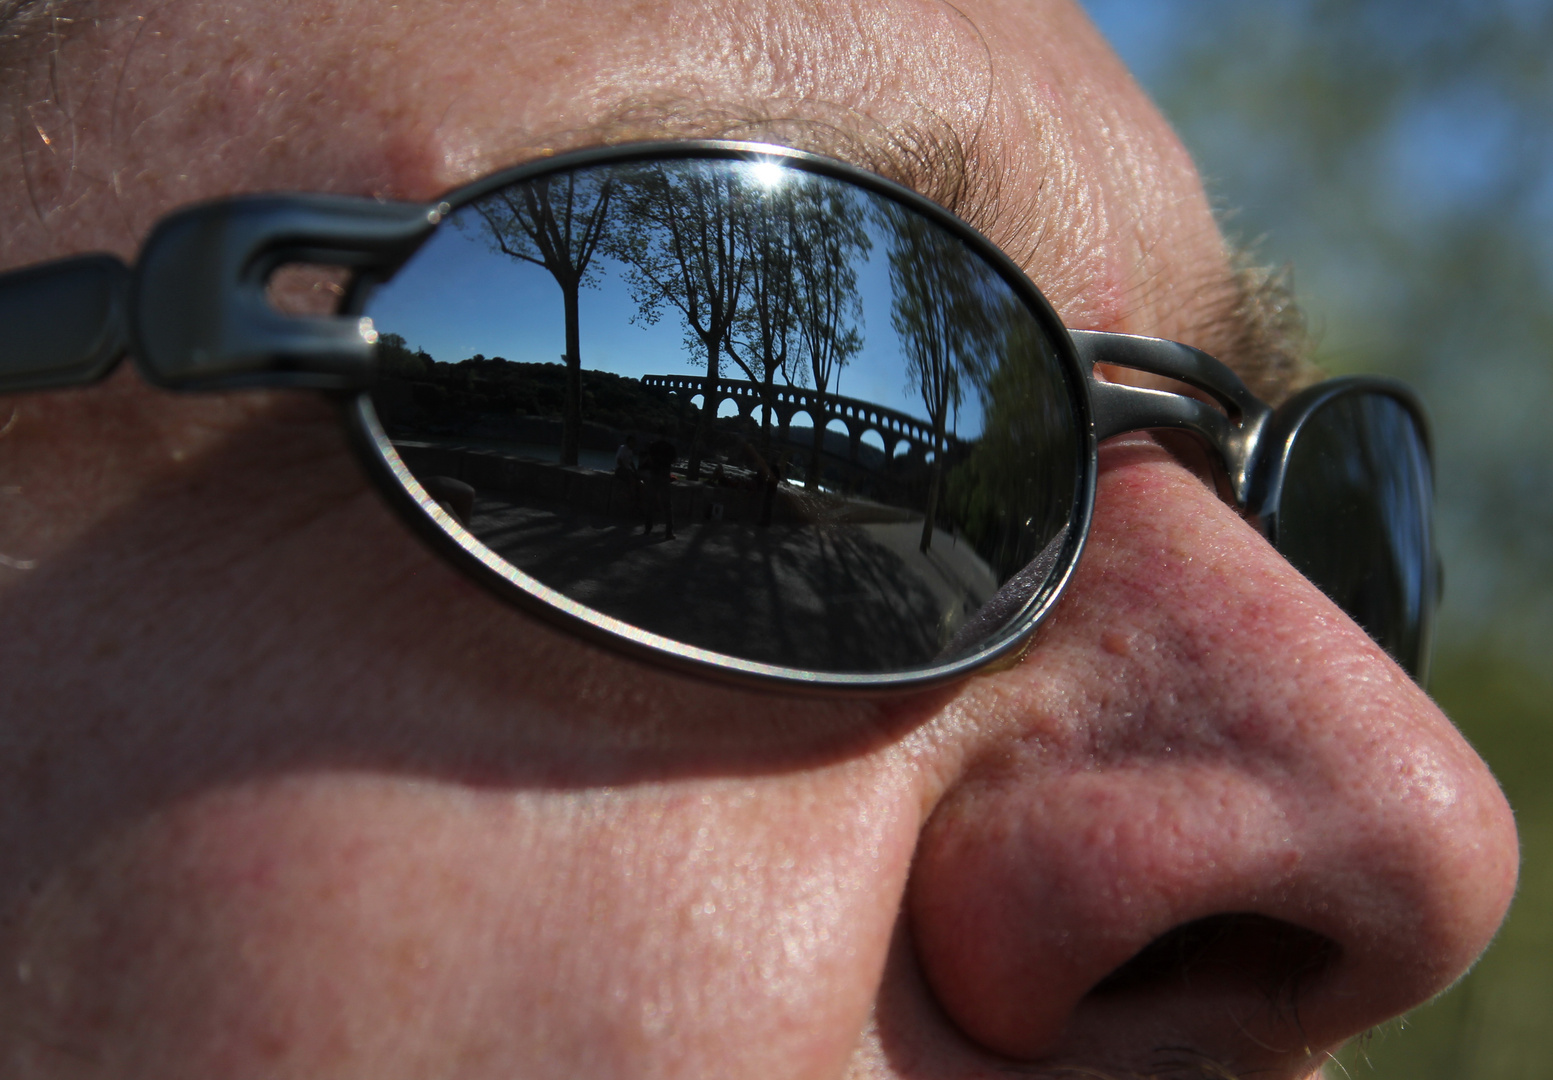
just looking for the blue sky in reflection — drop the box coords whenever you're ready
[363,171,991,440]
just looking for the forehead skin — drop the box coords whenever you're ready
[0,2,1518,1080]
[4,0,1227,344]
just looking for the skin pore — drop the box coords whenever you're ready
[0,1,1520,1078]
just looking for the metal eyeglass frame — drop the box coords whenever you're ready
[0,140,1433,692]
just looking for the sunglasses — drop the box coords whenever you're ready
[0,141,1437,690]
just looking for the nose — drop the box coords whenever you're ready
[908,437,1518,1076]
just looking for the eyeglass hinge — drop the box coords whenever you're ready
[132,195,439,392]
[1071,329,1273,506]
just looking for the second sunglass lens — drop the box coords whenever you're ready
[1274,391,1435,678]
[356,153,1086,676]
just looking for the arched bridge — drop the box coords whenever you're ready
[640,374,959,466]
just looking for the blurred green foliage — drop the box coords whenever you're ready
[1081,1,1553,1075]
[1333,650,1553,1080]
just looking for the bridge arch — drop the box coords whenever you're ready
[639,373,956,467]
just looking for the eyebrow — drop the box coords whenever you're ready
[1202,255,1322,405]
[518,100,985,223]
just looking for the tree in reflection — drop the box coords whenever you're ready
[611,163,871,486]
[884,207,1006,551]
[942,309,1078,580]
[788,182,870,490]
[466,172,614,466]
[611,164,752,481]
[723,186,801,458]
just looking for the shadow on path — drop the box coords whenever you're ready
[471,493,998,672]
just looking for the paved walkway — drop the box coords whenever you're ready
[468,494,1001,673]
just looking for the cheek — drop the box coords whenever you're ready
[0,387,939,1077]
[2,770,921,1079]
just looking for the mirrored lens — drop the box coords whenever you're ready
[1276,391,1434,677]
[360,155,1082,675]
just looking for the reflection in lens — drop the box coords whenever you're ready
[1276,392,1434,677]
[361,155,1082,674]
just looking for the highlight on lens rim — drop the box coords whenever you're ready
[356,150,1087,678]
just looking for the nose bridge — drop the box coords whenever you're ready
[905,443,1518,1071]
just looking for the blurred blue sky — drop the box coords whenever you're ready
[1081,0,1553,655]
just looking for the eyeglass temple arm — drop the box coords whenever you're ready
[0,255,132,393]
[1072,329,1273,506]
[0,195,438,396]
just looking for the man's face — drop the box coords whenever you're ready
[0,1,1519,1078]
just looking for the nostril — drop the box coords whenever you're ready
[1087,912,1341,1004]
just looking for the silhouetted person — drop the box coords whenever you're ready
[614,434,640,482]
[614,434,643,521]
[758,451,785,528]
[643,437,677,539]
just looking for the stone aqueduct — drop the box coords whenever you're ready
[639,374,958,467]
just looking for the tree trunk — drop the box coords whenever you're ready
[687,340,719,482]
[561,283,582,467]
[919,419,946,553]
[759,369,775,460]
[807,390,826,491]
